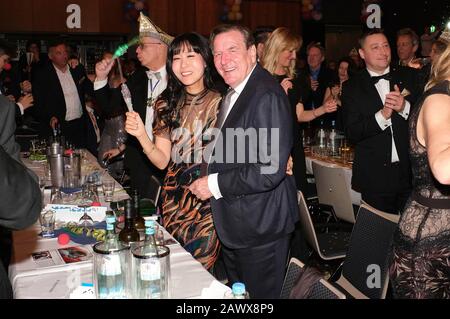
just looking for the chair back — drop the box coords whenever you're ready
[297,191,322,257]
[281,257,346,299]
[336,203,399,299]
[312,161,356,223]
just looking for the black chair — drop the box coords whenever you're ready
[297,191,351,261]
[333,203,399,299]
[280,257,346,299]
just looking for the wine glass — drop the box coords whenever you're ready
[78,183,97,227]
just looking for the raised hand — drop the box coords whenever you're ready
[95,57,115,82]
[385,84,405,113]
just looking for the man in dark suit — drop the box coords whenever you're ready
[0,95,41,298]
[94,13,172,199]
[32,40,94,152]
[0,40,35,126]
[341,29,420,214]
[303,42,334,127]
[189,25,299,298]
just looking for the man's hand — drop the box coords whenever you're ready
[189,177,213,201]
[310,78,319,91]
[95,58,115,82]
[286,156,293,176]
[18,94,34,110]
[21,80,32,94]
[385,85,406,113]
[50,117,59,129]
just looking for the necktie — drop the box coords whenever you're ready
[199,88,235,177]
[371,72,391,84]
[215,88,235,129]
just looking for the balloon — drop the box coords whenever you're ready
[228,11,236,21]
[232,4,240,12]
[235,12,243,21]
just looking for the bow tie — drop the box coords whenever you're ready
[371,72,391,84]
[146,70,161,81]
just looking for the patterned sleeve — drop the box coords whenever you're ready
[153,99,171,140]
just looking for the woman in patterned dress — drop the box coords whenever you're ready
[125,32,224,272]
[389,39,450,298]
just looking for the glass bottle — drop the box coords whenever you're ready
[231,282,249,299]
[95,216,128,299]
[133,220,162,298]
[317,120,327,149]
[132,189,145,231]
[328,120,339,157]
[118,200,140,246]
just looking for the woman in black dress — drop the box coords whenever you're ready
[389,40,450,299]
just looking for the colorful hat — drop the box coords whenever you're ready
[138,12,173,46]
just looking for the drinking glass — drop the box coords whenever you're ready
[78,183,97,227]
[40,210,56,238]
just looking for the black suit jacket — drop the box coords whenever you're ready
[33,62,93,138]
[0,98,41,298]
[341,66,420,193]
[208,64,299,249]
[95,68,166,197]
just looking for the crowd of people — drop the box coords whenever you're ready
[1,11,449,299]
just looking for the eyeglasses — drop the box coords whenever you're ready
[138,42,162,49]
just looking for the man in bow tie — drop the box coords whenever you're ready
[341,29,420,214]
[95,13,173,199]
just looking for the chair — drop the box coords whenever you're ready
[312,161,358,224]
[280,257,346,299]
[333,203,399,299]
[297,191,351,261]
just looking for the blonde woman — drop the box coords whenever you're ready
[261,27,337,192]
[390,40,450,299]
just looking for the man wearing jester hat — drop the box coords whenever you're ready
[95,13,173,198]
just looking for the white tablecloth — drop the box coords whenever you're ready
[10,150,220,299]
[305,156,361,205]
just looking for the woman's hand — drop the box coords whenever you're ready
[280,78,293,95]
[125,111,146,139]
[102,148,121,161]
[322,98,338,113]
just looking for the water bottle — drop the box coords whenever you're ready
[231,282,249,299]
[93,216,130,299]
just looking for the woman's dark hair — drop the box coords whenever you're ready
[156,32,224,131]
[26,40,41,52]
[330,56,357,86]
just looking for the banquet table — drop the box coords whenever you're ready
[9,150,221,299]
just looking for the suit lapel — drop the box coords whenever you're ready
[360,70,384,112]
[389,66,405,92]
[221,65,260,130]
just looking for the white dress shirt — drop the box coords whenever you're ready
[369,67,411,163]
[208,64,257,200]
[145,66,167,141]
[54,64,83,121]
